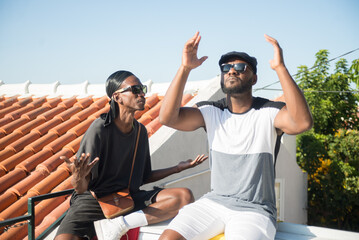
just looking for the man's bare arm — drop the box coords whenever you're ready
[159,32,207,131]
[265,34,313,134]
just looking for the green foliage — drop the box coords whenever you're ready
[296,50,359,231]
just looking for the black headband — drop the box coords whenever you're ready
[103,70,134,127]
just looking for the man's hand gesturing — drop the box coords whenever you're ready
[62,153,99,194]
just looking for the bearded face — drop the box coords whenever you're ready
[219,59,257,95]
[221,74,254,94]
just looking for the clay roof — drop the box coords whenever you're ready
[0,92,195,239]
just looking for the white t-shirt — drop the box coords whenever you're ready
[197,97,285,224]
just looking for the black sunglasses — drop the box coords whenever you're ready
[220,63,248,73]
[117,85,148,95]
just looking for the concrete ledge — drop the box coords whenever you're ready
[139,220,359,240]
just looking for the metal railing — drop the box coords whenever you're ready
[0,189,74,240]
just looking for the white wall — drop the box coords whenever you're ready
[276,134,308,224]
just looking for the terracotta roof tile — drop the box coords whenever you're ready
[0,95,19,109]
[32,118,62,136]
[25,132,58,153]
[0,219,27,240]
[138,114,152,126]
[49,118,81,136]
[146,117,162,138]
[31,197,71,239]
[1,118,28,136]
[0,168,27,196]
[16,149,53,173]
[57,96,78,109]
[63,136,82,154]
[0,93,195,239]
[181,93,194,106]
[141,100,162,120]
[68,118,93,137]
[5,99,38,121]
[0,148,16,163]
[36,148,73,174]
[22,105,51,121]
[43,97,62,108]
[72,105,99,122]
[0,191,18,213]
[15,118,46,135]
[39,105,66,121]
[0,190,37,222]
[43,132,77,154]
[73,96,94,109]
[0,131,24,151]
[3,171,47,200]
[92,96,109,109]
[6,132,41,153]
[0,149,33,174]
[28,167,70,196]
[0,168,6,178]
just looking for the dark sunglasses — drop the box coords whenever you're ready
[117,85,147,95]
[220,63,248,73]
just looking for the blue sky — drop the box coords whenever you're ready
[0,0,358,99]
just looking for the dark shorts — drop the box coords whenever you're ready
[56,188,162,239]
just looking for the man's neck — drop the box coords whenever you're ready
[114,110,135,134]
[226,92,253,114]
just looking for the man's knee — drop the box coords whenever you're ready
[176,187,194,207]
[159,229,186,240]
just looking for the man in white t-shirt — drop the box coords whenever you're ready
[158,32,313,240]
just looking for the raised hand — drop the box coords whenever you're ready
[177,154,208,172]
[182,32,208,70]
[62,153,99,193]
[264,34,285,71]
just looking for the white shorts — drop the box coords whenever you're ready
[166,198,276,240]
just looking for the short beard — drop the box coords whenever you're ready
[220,74,253,94]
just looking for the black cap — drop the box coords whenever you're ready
[218,51,257,74]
